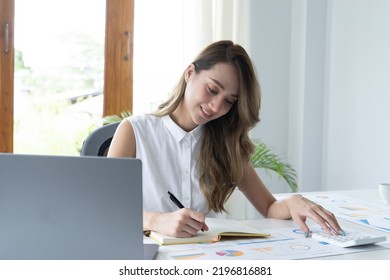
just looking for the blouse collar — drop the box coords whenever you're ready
[162,115,204,143]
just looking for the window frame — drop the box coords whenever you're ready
[0,0,134,153]
[0,0,14,152]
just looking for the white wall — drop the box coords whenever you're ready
[324,0,390,190]
[249,0,390,193]
[249,0,293,194]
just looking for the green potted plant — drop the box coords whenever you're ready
[99,111,298,193]
[250,140,297,192]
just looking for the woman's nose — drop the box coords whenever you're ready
[209,96,224,113]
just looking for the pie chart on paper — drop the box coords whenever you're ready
[216,250,244,257]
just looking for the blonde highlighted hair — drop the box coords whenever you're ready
[155,40,261,212]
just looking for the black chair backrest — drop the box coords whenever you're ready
[80,122,120,156]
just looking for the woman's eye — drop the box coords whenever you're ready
[225,99,234,105]
[207,86,218,95]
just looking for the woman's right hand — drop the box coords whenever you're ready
[144,209,209,238]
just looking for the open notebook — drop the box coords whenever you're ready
[148,217,270,245]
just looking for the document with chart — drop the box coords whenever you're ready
[156,225,388,260]
[291,193,390,233]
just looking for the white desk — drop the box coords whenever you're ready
[299,188,390,259]
[151,188,390,260]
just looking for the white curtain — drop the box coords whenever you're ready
[181,0,250,64]
[134,0,251,114]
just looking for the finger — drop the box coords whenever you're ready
[188,210,206,223]
[186,218,205,233]
[176,209,206,233]
[180,223,202,236]
[170,218,202,237]
[202,221,209,231]
[304,204,339,235]
[188,210,207,230]
[314,208,344,235]
[291,215,311,237]
[296,201,333,235]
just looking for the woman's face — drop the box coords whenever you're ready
[180,62,239,130]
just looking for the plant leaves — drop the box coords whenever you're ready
[251,140,298,192]
[101,110,132,124]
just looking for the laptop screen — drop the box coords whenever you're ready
[0,153,144,260]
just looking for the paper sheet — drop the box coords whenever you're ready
[277,193,390,233]
[157,225,389,260]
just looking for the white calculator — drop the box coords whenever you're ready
[311,231,387,247]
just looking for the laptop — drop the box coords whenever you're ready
[0,153,158,260]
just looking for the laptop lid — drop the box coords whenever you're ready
[0,153,145,260]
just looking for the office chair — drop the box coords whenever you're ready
[80,122,120,156]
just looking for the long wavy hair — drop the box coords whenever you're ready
[155,40,261,212]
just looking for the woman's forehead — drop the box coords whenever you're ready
[203,63,239,94]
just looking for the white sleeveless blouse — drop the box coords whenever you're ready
[127,114,214,216]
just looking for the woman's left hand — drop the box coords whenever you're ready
[285,194,345,236]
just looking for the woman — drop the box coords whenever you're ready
[108,40,344,238]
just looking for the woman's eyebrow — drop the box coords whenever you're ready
[209,77,225,90]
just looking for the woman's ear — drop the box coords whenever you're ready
[184,64,196,82]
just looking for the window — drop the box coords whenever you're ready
[0,0,134,154]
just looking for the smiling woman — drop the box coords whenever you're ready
[107,40,343,239]
[107,40,261,237]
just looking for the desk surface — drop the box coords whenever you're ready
[150,188,390,260]
[300,188,390,259]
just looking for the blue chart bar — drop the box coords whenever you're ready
[238,238,294,246]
